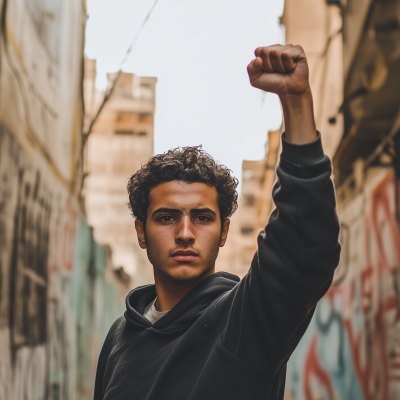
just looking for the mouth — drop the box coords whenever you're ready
[170,250,199,262]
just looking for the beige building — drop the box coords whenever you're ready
[280,1,400,399]
[281,0,344,159]
[217,130,281,277]
[83,61,156,288]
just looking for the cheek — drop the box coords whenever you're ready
[146,225,174,251]
[196,227,222,249]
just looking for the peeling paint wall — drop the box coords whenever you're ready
[0,0,125,399]
[285,170,400,400]
[0,117,125,400]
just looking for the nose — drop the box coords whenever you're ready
[175,216,195,245]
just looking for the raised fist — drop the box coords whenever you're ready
[247,44,310,98]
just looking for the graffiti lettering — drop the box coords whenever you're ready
[286,172,400,400]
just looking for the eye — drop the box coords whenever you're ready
[158,215,175,223]
[195,215,211,222]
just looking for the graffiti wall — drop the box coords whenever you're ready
[0,127,124,400]
[0,0,126,399]
[0,126,125,400]
[285,170,400,400]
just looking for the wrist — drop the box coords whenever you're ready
[279,87,313,110]
[280,87,317,145]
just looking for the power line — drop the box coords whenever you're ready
[83,0,159,143]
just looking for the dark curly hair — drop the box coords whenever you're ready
[127,146,238,223]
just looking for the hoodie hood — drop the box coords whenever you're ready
[124,272,240,331]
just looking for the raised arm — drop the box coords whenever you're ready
[215,45,341,371]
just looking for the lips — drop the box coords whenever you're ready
[171,250,199,262]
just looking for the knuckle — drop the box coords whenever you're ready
[269,49,278,57]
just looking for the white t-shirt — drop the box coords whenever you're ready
[143,298,170,324]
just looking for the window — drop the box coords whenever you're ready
[115,130,134,135]
[242,169,254,181]
[116,112,136,123]
[114,130,147,136]
[139,113,152,123]
[243,194,255,207]
[241,226,254,235]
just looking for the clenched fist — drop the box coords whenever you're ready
[248,44,317,145]
[247,44,309,97]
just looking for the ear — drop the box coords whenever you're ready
[219,219,230,247]
[135,219,147,249]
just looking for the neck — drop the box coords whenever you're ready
[153,268,215,312]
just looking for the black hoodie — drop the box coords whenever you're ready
[93,133,341,400]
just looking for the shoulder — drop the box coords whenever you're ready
[101,316,125,355]
[108,316,125,339]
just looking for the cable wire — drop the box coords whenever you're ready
[83,0,159,143]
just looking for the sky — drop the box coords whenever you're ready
[85,0,285,186]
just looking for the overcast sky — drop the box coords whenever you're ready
[85,0,285,187]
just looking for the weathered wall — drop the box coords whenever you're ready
[285,170,400,400]
[0,0,125,399]
[0,125,125,400]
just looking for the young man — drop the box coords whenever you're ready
[93,45,340,400]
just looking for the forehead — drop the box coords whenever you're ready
[148,181,218,211]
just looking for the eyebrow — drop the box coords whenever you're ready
[152,207,217,217]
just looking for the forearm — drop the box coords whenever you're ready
[280,88,317,145]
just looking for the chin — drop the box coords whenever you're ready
[163,264,213,284]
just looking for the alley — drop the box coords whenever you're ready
[1,0,400,399]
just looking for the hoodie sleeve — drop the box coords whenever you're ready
[219,132,341,371]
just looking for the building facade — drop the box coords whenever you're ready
[0,2,125,399]
[280,0,344,159]
[218,130,281,277]
[282,1,400,399]
[83,64,156,288]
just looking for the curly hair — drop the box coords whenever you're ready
[127,146,238,223]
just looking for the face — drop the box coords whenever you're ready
[135,181,230,285]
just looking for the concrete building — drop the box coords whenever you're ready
[215,207,244,275]
[83,63,156,288]
[0,2,126,399]
[281,1,400,399]
[216,130,281,277]
[281,0,344,159]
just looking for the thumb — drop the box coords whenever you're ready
[247,57,263,77]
